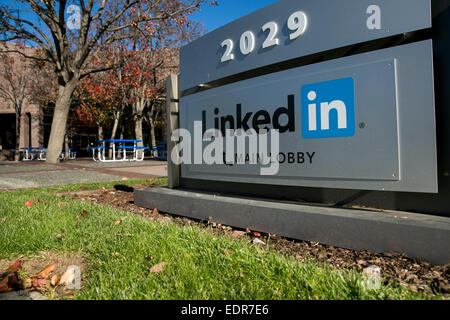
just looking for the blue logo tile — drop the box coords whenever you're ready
[301,78,356,139]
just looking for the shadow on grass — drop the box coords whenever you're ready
[113,184,134,193]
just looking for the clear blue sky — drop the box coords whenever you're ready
[191,0,279,33]
[0,0,279,39]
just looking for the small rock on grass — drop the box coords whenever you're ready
[29,291,48,300]
[252,238,265,246]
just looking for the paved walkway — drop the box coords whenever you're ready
[0,159,167,190]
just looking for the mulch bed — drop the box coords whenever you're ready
[64,185,450,296]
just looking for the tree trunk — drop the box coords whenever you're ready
[133,100,145,159]
[14,112,20,161]
[98,125,104,141]
[46,81,78,164]
[149,117,157,157]
[64,134,69,160]
[108,111,120,158]
[134,117,144,159]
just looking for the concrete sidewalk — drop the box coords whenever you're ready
[0,159,167,190]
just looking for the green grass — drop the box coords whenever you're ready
[0,179,444,300]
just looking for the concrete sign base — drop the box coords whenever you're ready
[134,187,450,265]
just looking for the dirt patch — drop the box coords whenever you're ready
[0,251,87,299]
[63,186,450,297]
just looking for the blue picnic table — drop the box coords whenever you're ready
[89,139,149,162]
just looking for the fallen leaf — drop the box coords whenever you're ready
[32,262,56,279]
[150,262,167,273]
[0,274,18,293]
[152,208,159,215]
[82,210,88,217]
[32,278,50,291]
[357,260,367,266]
[0,276,12,292]
[50,274,59,287]
[76,216,82,220]
[224,250,233,256]
[114,220,121,225]
[1,218,6,223]
[56,234,62,240]
[230,230,246,238]
[7,260,24,273]
[253,232,261,237]
[121,177,128,181]
[57,202,69,207]
[24,201,34,207]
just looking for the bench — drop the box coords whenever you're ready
[117,146,149,161]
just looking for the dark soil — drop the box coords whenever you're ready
[64,185,450,296]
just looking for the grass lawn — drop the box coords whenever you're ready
[0,179,444,300]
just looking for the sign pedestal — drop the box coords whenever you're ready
[135,1,450,264]
[134,186,450,265]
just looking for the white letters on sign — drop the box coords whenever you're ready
[287,11,308,40]
[220,11,308,63]
[261,22,280,48]
[220,39,234,62]
[240,31,256,55]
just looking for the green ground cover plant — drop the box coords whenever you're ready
[0,179,445,300]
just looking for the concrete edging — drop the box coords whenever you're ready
[134,187,450,265]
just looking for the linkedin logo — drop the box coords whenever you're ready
[301,77,356,139]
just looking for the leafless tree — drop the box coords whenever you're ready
[0,44,34,160]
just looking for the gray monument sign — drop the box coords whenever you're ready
[135,0,450,265]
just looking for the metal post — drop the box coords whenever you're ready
[167,74,180,189]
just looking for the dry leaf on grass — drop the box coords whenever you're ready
[150,262,167,274]
[114,220,121,225]
[0,274,19,292]
[24,201,34,207]
[32,278,50,291]
[6,260,24,274]
[230,230,246,238]
[32,262,56,279]
[82,210,88,217]
[121,177,128,181]
[152,208,159,215]
[50,274,59,287]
